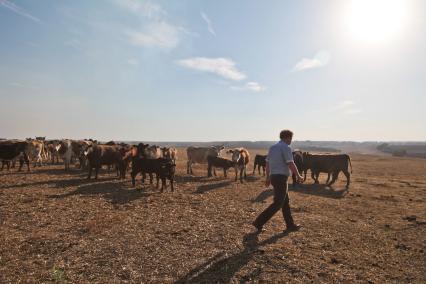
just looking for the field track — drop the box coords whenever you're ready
[1,150,425,283]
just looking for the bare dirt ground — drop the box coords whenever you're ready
[1,149,425,283]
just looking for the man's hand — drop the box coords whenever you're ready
[265,177,271,187]
[297,175,304,183]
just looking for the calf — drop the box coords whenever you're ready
[228,148,250,183]
[207,155,235,178]
[252,154,267,176]
[131,157,175,192]
[186,145,224,175]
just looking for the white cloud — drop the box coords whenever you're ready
[176,57,246,81]
[345,108,363,115]
[0,0,40,22]
[332,100,355,110]
[201,11,216,36]
[64,39,82,50]
[231,82,266,92]
[332,100,363,115]
[293,50,330,72]
[126,21,179,49]
[127,58,139,66]
[113,0,166,19]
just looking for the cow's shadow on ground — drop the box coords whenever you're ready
[49,181,156,205]
[195,181,233,194]
[290,183,348,199]
[251,183,348,202]
[176,231,292,283]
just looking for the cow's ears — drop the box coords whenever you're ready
[239,150,244,153]
[227,149,234,154]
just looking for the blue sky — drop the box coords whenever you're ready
[1,0,425,141]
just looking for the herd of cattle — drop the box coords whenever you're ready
[0,138,353,190]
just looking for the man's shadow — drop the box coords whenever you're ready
[176,231,289,283]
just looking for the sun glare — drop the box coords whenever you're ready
[344,0,408,44]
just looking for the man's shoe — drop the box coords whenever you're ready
[285,224,302,232]
[252,222,265,234]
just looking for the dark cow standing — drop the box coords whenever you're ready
[0,141,30,171]
[207,156,235,178]
[303,152,353,188]
[86,144,125,179]
[291,151,308,187]
[130,144,176,191]
[252,154,267,176]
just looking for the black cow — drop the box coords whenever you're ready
[252,154,267,176]
[303,153,353,188]
[207,155,235,178]
[131,156,175,192]
[0,141,30,171]
[86,144,125,179]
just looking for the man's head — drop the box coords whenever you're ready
[279,129,294,145]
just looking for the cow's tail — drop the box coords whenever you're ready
[348,155,353,173]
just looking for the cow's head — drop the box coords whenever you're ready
[84,144,94,156]
[228,149,244,164]
[212,145,225,156]
[161,147,169,156]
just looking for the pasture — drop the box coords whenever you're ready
[0,149,425,283]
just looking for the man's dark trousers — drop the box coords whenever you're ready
[254,174,295,228]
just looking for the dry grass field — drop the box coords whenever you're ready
[0,148,425,283]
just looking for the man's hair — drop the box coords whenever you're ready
[279,130,293,140]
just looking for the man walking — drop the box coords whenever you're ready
[253,130,303,233]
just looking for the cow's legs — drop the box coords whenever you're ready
[170,177,174,192]
[252,164,256,175]
[131,172,136,187]
[187,160,191,174]
[24,155,30,171]
[234,166,238,181]
[327,171,340,186]
[326,173,331,184]
[224,168,227,178]
[95,167,99,179]
[207,163,212,177]
[156,175,160,189]
[244,166,247,179]
[240,167,244,183]
[312,171,319,184]
[213,167,217,176]
[343,170,351,188]
[87,167,92,179]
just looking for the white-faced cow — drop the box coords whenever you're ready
[227,148,250,183]
[161,147,177,163]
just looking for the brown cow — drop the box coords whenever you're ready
[161,147,177,163]
[227,148,250,183]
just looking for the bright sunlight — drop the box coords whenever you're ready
[344,0,409,44]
